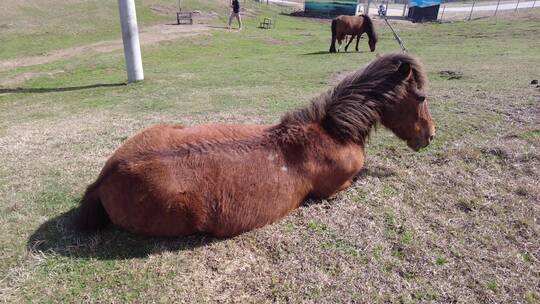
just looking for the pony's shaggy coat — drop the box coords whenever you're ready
[74,53,434,237]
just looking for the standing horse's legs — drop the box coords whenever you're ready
[330,35,337,53]
[355,35,360,52]
[344,35,355,52]
[336,34,345,52]
[330,19,337,53]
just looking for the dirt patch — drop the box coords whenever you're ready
[0,23,214,72]
[0,70,65,87]
[439,70,464,80]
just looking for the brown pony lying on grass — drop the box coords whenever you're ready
[74,53,435,238]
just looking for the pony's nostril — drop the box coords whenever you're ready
[428,135,434,142]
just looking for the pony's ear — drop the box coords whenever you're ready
[397,61,412,78]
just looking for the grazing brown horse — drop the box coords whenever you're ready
[74,53,434,238]
[329,14,377,53]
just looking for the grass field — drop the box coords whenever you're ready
[0,1,539,302]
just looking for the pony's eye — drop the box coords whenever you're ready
[417,95,426,103]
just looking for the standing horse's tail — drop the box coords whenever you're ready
[329,19,337,53]
[361,15,378,50]
[73,172,111,232]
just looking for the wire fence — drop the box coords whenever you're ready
[266,0,539,21]
[360,0,538,21]
[436,0,538,21]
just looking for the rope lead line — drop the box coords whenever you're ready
[384,18,408,53]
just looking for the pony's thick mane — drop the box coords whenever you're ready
[275,53,426,145]
[360,15,377,44]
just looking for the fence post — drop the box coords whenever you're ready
[533,0,537,8]
[514,0,521,12]
[468,0,476,20]
[440,5,446,21]
[494,0,501,15]
[402,3,408,16]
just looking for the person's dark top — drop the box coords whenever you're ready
[232,0,240,13]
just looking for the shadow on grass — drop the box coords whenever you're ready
[27,208,218,260]
[302,50,368,56]
[302,51,331,56]
[0,83,127,94]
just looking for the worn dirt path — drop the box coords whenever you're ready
[0,23,212,72]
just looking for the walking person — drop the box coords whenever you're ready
[228,0,242,30]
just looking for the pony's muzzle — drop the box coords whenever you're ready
[408,134,433,151]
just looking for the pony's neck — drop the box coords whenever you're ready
[361,15,377,45]
[272,90,383,147]
[320,93,382,145]
[270,98,371,199]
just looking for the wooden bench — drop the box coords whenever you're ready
[259,18,273,29]
[176,11,193,25]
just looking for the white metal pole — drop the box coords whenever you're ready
[118,0,144,82]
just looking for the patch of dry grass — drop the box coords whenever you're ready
[0,6,539,303]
